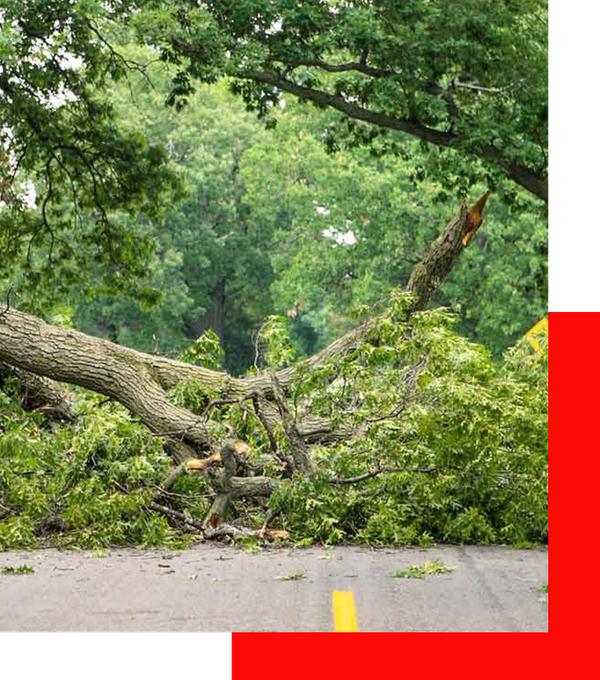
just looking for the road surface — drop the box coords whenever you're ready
[0,544,548,632]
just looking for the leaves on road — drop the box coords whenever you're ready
[392,559,456,579]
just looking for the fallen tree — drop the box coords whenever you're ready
[0,194,548,546]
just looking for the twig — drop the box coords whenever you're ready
[200,397,240,421]
[200,391,257,423]
[330,466,450,485]
[258,508,281,537]
[253,320,269,370]
[365,358,426,424]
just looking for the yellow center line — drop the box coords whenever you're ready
[332,591,358,632]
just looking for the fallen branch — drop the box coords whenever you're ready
[147,501,205,532]
[330,466,450,485]
[0,361,75,423]
[406,192,490,310]
[270,372,315,475]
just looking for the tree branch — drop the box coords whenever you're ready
[270,372,316,475]
[287,59,397,79]
[330,466,449,485]
[239,70,546,202]
[244,69,456,147]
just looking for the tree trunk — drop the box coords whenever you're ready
[185,279,226,345]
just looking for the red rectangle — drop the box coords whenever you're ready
[233,632,554,678]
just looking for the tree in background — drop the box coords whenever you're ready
[72,47,274,374]
[2,1,547,364]
[74,69,546,366]
[0,1,180,305]
[241,101,546,358]
[136,0,548,203]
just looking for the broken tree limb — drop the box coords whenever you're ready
[0,310,212,462]
[406,191,490,310]
[462,191,491,246]
[202,440,238,529]
[0,360,75,422]
[148,501,206,532]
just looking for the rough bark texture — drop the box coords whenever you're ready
[407,200,471,310]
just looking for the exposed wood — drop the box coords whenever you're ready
[406,192,490,310]
[462,191,491,246]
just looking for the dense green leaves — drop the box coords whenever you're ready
[0,386,205,550]
[0,1,181,306]
[66,48,275,372]
[269,301,547,546]
[0,2,547,551]
[240,100,547,357]
[135,0,548,202]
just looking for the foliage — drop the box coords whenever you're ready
[392,559,456,578]
[2,17,545,364]
[267,296,548,547]
[180,329,224,371]
[241,101,547,358]
[256,316,296,369]
[1,565,35,575]
[0,1,182,307]
[1,296,547,551]
[134,0,548,203]
[69,45,275,373]
[0,387,205,550]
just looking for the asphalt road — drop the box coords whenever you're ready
[0,544,548,632]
